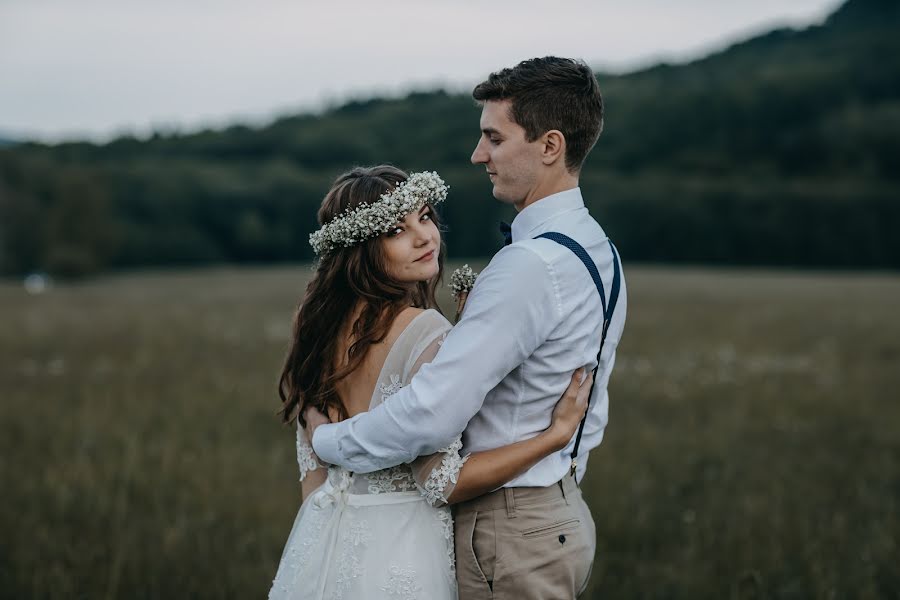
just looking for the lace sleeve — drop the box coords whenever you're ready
[296,423,324,483]
[411,436,469,507]
[405,330,471,507]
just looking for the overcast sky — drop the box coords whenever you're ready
[1,0,842,142]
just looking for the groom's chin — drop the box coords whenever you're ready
[491,189,518,206]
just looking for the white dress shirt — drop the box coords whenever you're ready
[313,187,627,487]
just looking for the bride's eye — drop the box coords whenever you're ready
[386,225,404,237]
[420,210,432,222]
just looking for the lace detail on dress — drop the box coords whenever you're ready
[380,565,423,599]
[416,437,469,507]
[366,373,418,494]
[379,373,403,398]
[366,465,416,494]
[434,507,456,575]
[296,441,319,482]
[269,498,330,598]
[331,515,372,599]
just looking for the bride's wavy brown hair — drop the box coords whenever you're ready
[279,165,445,426]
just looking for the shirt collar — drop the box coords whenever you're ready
[510,187,585,243]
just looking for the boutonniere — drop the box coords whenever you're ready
[449,264,479,322]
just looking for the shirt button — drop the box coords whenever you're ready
[559,534,566,544]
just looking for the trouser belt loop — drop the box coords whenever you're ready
[504,487,517,518]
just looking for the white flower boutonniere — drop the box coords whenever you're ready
[449,264,479,322]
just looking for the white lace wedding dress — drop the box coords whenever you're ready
[269,309,467,600]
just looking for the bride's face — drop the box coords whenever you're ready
[381,204,441,284]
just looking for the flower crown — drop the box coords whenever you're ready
[309,171,449,256]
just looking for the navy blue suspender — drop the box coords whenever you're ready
[534,232,621,481]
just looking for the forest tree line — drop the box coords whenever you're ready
[1,0,898,276]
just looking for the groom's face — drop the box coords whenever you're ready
[471,100,541,206]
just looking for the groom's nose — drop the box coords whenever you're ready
[471,139,488,165]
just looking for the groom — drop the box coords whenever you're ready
[311,56,627,598]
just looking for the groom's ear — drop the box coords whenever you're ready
[540,129,566,167]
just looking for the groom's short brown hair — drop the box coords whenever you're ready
[472,56,603,173]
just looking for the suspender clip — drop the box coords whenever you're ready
[569,458,578,477]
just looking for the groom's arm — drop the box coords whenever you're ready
[312,245,561,473]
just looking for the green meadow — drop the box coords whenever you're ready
[1,265,898,599]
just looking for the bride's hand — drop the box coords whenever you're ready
[303,404,331,440]
[548,368,593,450]
[454,291,469,322]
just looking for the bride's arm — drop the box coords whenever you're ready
[297,426,328,501]
[448,370,590,504]
[411,369,592,507]
[301,468,327,502]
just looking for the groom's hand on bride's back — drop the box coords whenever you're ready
[547,368,593,450]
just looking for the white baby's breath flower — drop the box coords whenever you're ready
[449,264,478,300]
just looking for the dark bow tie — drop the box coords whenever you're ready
[499,221,512,246]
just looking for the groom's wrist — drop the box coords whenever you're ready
[311,423,341,464]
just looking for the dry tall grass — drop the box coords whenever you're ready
[1,265,898,598]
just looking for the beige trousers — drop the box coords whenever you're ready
[453,473,596,600]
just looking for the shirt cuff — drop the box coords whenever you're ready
[311,422,342,466]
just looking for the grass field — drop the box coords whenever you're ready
[1,265,898,599]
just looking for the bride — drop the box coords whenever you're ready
[269,166,591,599]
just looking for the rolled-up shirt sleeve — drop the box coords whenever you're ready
[312,244,562,473]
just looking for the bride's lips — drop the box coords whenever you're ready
[414,249,435,262]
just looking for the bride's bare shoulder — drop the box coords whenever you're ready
[389,306,446,341]
[380,306,423,343]
[387,306,452,346]
[395,306,426,326]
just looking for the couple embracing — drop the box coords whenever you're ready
[269,56,627,600]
